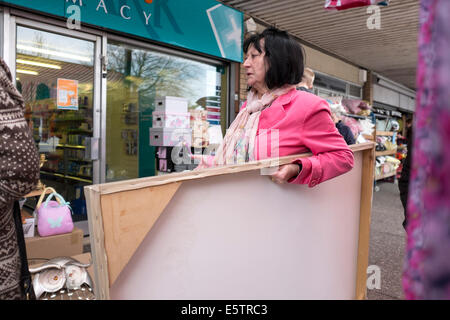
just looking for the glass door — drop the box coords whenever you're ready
[13,20,101,224]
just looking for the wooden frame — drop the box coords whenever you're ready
[85,142,374,300]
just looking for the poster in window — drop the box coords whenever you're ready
[57,78,78,110]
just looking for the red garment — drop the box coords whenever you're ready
[324,0,389,10]
[250,88,354,187]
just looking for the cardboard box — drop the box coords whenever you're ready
[152,111,190,129]
[155,96,188,113]
[149,128,192,146]
[25,227,84,260]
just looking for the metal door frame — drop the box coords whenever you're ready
[8,15,103,185]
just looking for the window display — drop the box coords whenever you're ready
[106,41,228,181]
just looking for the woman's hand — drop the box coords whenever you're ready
[270,163,301,184]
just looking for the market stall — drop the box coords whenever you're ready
[85,142,374,300]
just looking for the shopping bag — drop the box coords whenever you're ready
[35,187,74,237]
[324,0,389,10]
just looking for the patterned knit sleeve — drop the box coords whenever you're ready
[0,62,40,211]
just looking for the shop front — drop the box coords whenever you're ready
[0,1,243,231]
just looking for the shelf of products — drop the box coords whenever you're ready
[376,131,395,136]
[57,144,86,149]
[25,97,94,217]
[24,188,52,198]
[375,149,397,157]
[375,127,399,183]
[375,171,397,181]
[41,171,93,184]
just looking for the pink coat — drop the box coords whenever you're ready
[249,88,354,187]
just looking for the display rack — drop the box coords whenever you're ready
[27,101,94,218]
[375,171,397,181]
[374,128,398,183]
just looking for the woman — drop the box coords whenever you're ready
[197,28,353,187]
[0,58,40,299]
[330,109,356,145]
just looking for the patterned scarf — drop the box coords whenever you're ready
[213,85,295,166]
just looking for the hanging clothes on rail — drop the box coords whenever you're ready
[324,0,389,10]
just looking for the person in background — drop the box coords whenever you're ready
[398,117,413,230]
[0,58,40,299]
[330,110,356,145]
[195,28,354,188]
[296,67,315,93]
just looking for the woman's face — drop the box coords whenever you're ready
[243,41,268,93]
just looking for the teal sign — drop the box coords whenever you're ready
[1,0,243,62]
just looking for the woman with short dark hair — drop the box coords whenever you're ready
[197,27,354,187]
[243,27,304,90]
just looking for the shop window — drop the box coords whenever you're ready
[105,40,228,182]
[349,84,362,98]
[314,73,362,99]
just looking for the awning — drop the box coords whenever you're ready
[220,0,419,90]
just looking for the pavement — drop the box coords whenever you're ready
[367,180,407,300]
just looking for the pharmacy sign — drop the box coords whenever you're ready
[0,0,244,62]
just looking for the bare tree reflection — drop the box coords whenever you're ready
[107,43,205,107]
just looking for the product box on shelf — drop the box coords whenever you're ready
[207,119,221,125]
[23,218,35,238]
[206,105,221,125]
[191,120,209,134]
[193,136,209,149]
[149,128,192,147]
[157,158,175,173]
[190,109,208,121]
[156,146,192,173]
[152,111,190,129]
[155,96,188,113]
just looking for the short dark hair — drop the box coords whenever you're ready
[244,27,305,90]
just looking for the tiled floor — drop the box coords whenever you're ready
[367,180,406,300]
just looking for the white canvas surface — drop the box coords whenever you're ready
[111,152,363,299]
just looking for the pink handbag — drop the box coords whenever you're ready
[35,187,74,237]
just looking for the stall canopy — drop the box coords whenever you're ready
[219,0,419,90]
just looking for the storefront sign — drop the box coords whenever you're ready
[1,0,243,62]
[57,78,79,110]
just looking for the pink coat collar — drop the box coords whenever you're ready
[258,88,298,130]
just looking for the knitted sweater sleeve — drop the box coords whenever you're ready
[0,61,40,211]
